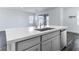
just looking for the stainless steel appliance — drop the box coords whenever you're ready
[60,29,67,50]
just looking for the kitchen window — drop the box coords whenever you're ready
[29,16,34,26]
[29,14,49,27]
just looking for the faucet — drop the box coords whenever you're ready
[39,23,42,29]
[35,24,37,28]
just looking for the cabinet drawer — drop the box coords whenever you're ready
[16,37,40,51]
[26,44,40,51]
[42,31,60,41]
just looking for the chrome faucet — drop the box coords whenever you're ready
[35,24,37,28]
[39,23,42,29]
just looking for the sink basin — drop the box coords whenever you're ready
[35,27,54,31]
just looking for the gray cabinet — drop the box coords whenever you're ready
[7,30,62,51]
[42,39,52,51]
[42,31,60,41]
[42,35,60,51]
[51,36,60,51]
[26,44,40,51]
[9,36,40,51]
[42,31,60,51]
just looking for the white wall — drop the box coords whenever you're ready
[35,8,63,26]
[0,8,33,30]
[48,8,63,26]
[63,7,79,33]
[0,8,33,50]
[42,7,79,33]
[41,8,63,26]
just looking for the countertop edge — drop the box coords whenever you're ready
[7,28,67,44]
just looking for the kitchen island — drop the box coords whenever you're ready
[5,25,67,51]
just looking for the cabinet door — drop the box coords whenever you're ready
[52,36,60,51]
[42,39,52,51]
[16,37,40,51]
[26,44,40,51]
[42,31,60,41]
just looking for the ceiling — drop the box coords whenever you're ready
[7,7,53,13]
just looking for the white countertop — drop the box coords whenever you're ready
[0,27,5,31]
[5,25,67,43]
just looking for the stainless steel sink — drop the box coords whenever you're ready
[35,27,54,31]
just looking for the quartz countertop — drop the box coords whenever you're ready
[5,25,67,43]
